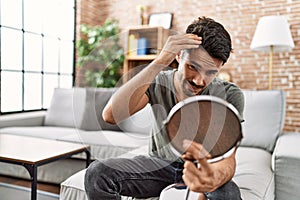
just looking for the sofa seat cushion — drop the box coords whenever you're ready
[58,130,149,160]
[0,126,78,140]
[60,146,157,200]
[60,169,87,200]
[60,168,158,200]
[234,147,274,200]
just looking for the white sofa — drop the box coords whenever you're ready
[59,89,300,200]
[1,88,300,200]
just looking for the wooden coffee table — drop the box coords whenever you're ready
[0,134,91,200]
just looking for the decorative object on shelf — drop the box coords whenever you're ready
[128,34,138,56]
[77,19,124,88]
[137,38,149,55]
[137,5,146,25]
[148,12,173,29]
[250,15,294,90]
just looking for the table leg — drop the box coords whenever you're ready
[24,164,38,200]
[85,149,91,167]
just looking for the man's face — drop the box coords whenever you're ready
[176,46,223,97]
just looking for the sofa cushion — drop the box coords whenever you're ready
[60,168,158,200]
[60,169,87,200]
[118,104,155,136]
[234,147,274,200]
[80,87,154,135]
[60,146,155,200]
[79,87,121,131]
[43,87,154,134]
[273,133,300,200]
[0,126,79,140]
[240,90,285,152]
[0,111,46,128]
[44,88,86,128]
[58,130,149,160]
[44,87,121,131]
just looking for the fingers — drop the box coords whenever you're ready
[155,34,202,66]
[168,34,202,47]
[182,33,202,41]
[182,160,214,193]
[181,151,195,161]
[182,140,213,173]
[182,139,211,160]
[182,160,200,189]
[176,34,202,43]
[163,34,202,52]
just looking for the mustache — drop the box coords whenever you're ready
[187,80,204,89]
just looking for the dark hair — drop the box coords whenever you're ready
[186,17,232,64]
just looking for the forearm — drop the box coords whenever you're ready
[102,60,166,124]
[210,153,236,189]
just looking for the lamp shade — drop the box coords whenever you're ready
[250,15,294,52]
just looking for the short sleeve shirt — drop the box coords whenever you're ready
[146,69,244,162]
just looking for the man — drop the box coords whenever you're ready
[85,16,244,200]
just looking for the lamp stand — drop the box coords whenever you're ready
[269,45,274,90]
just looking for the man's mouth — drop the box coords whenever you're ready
[184,80,204,94]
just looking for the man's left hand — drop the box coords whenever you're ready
[181,140,221,193]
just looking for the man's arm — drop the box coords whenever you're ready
[182,140,236,193]
[102,34,202,124]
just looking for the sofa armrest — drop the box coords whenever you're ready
[273,132,300,200]
[0,111,46,128]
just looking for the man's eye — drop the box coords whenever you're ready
[207,71,218,76]
[187,64,197,70]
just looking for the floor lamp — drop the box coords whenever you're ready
[250,15,294,90]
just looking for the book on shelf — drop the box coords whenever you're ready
[128,34,138,56]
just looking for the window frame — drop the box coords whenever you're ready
[0,0,76,115]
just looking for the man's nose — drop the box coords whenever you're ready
[192,72,205,86]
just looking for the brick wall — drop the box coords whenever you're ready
[76,0,300,133]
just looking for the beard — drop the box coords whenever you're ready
[182,80,196,97]
[175,71,205,99]
[182,79,205,96]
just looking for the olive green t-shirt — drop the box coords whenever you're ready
[146,69,244,162]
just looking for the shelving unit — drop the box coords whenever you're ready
[122,26,171,81]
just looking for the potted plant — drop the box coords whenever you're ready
[77,19,124,88]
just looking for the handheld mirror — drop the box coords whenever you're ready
[164,95,243,163]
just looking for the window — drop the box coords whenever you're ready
[0,0,75,113]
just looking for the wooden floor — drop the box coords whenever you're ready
[0,175,60,194]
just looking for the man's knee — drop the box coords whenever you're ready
[85,161,99,193]
[84,160,114,197]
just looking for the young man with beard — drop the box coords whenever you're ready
[85,16,244,200]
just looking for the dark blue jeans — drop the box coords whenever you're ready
[84,155,241,200]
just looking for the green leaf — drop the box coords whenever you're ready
[77,19,124,87]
